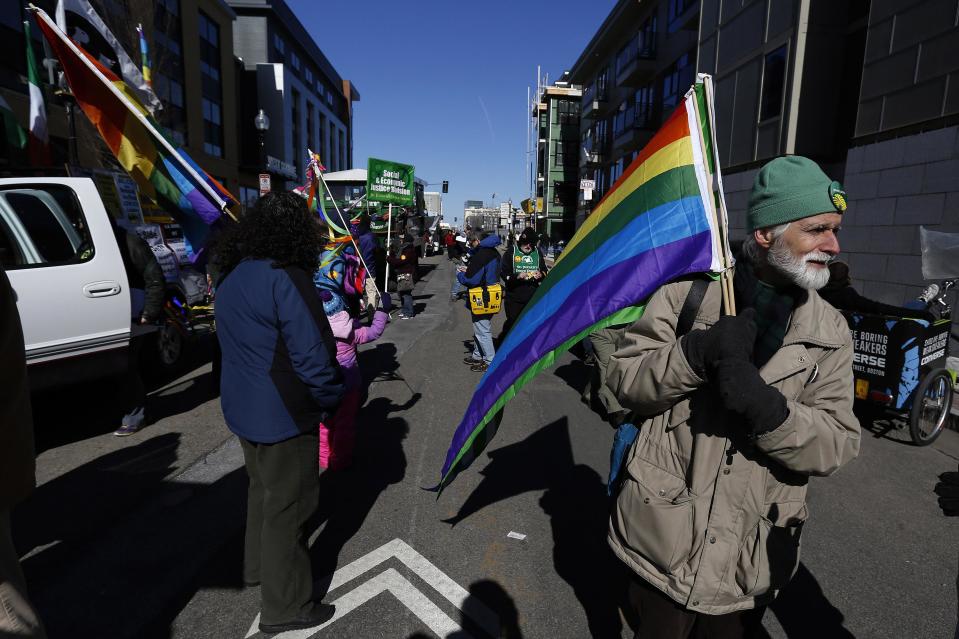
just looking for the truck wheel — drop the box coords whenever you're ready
[156,318,185,370]
[909,368,953,446]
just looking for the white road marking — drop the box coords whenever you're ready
[245,538,497,638]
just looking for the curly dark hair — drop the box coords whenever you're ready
[213,191,326,276]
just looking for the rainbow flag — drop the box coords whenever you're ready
[34,8,235,259]
[433,79,729,494]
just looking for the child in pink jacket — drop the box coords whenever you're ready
[318,290,391,470]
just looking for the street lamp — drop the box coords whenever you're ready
[254,109,270,171]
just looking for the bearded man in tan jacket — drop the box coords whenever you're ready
[607,156,861,638]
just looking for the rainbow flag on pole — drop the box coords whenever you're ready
[33,7,235,259]
[433,78,730,494]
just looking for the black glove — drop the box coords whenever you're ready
[714,357,789,436]
[935,467,959,516]
[681,308,758,377]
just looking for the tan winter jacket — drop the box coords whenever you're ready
[606,277,860,615]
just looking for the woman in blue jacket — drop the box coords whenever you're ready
[457,232,502,371]
[214,193,345,634]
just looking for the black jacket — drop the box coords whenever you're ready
[115,227,164,322]
[500,246,547,304]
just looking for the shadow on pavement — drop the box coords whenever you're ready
[442,418,626,637]
[30,338,216,453]
[14,430,249,639]
[310,392,418,593]
[552,359,593,397]
[853,401,915,446]
[406,579,523,639]
[764,562,854,638]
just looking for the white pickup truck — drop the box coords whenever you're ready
[1,177,208,390]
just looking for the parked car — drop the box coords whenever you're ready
[0,177,208,390]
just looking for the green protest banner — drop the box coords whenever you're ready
[366,157,415,206]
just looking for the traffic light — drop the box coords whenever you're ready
[442,180,449,193]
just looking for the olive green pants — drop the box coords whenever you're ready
[241,432,320,625]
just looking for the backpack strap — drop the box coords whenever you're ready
[676,277,709,338]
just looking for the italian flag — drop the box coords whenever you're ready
[0,94,26,150]
[25,20,50,166]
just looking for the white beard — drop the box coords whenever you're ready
[767,237,832,290]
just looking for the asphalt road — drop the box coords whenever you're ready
[16,255,959,638]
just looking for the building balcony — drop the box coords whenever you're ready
[613,118,657,153]
[584,150,605,166]
[616,51,657,87]
[582,92,611,120]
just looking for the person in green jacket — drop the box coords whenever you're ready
[606,156,860,638]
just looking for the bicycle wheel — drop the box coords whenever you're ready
[908,368,953,446]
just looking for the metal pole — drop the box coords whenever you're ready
[384,202,393,298]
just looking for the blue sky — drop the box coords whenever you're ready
[290,0,615,225]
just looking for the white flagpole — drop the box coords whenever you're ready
[29,5,235,220]
[384,203,393,297]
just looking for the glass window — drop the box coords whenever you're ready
[274,33,285,57]
[616,37,638,76]
[154,0,187,146]
[0,185,95,268]
[198,12,220,83]
[291,51,300,71]
[760,45,788,121]
[198,12,223,158]
[157,0,179,16]
[306,102,314,154]
[638,14,658,58]
[667,0,696,32]
[339,129,345,171]
[239,186,259,211]
[305,68,313,84]
[320,113,328,165]
[596,67,609,101]
[635,84,656,128]
[661,52,694,114]
[292,88,301,176]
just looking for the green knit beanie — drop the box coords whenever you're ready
[746,156,846,232]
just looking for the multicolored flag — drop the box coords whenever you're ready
[136,24,151,88]
[24,21,50,166]
[433,78,730,494]
[33,7,235,259]
[0,94,27,150]
[55,0,161,113]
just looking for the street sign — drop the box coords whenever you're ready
[580,179,595,191]
[584,189,593,201]
[367,157,415,206]
[244,539,498,638]
[258,173,271,196]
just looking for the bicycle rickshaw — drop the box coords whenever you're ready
[844,228,959,446]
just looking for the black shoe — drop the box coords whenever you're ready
[471,361,490,372]
[464,356,482,365]
[259,603,335,634]
[243,578,260,587]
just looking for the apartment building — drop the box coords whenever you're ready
[229,0,359,201]
[532,76,581,241]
